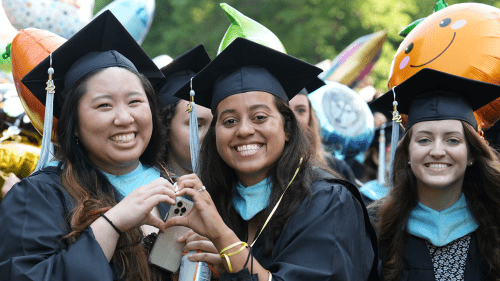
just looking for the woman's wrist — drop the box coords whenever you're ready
[211,227,239,252]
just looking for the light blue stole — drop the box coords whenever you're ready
[407,193,478,247]
[232,177,272,221]
[102,162,160,196]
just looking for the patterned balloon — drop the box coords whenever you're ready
[2,0,93,39]
[218,3,286,54]
[11,28,67,140]
[93,0,155,45]
[388,2,500,130]
[309,82,374,155]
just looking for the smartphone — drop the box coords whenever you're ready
[149,196,193,273]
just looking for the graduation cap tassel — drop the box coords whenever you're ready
[377,123,386,186]
[34,53,56,172]
[187,78,201,174]
[389,88,402,186]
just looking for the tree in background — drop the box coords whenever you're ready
[93,0,500,91]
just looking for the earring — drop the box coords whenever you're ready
[469,161,473,166]
[408,161,411,165]
[75,136,79,145]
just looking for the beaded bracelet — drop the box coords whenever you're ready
[100,213,122,235]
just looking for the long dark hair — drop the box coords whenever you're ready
[199,96,315,255]
[374,121,500,281]
[55,67,165,281]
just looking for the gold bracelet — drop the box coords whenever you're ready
[219,241,247,255]
[267,270,272,281]
[220,244,248,273]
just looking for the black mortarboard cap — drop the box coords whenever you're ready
[157,44,211,107]
[369,68,500,130]
[21,10,165,119]
[174,37,323,112]
[296,77,326,96]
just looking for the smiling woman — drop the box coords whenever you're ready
[370,68,500,281]
[166,37,379,281]
[0,12,179,281]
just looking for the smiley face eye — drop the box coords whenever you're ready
[405,42,414,54]
[440,18,452,27]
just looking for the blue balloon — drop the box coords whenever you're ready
[309,82,374,155]
[93,0,155,44]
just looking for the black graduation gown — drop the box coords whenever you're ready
[387,233,485,281]
[220,178,380,281]
[0,166,170,281]
[325,155,357,184]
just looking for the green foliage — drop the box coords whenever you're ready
[94,0,500,91]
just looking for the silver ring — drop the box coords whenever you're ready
[198,186,206,192]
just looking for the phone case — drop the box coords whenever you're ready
[149,196,193,273]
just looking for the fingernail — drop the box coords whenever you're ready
[174,182,178,192]
[188,256,195,261]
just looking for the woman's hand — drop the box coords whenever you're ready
[165,174,231,243]
[179,230,226,277]
[105,178,176,233]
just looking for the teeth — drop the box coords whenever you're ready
[428,164,449,169]
[236,144,262,156]
[111,133,136,143]
[236,144,261,152]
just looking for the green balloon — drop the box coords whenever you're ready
[218,3,287,54]
[399,0,449,38]
[399,18,425,37]
[434,0,449,13]
[0,43,11,73]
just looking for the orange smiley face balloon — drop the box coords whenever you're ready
[389,3,500,130]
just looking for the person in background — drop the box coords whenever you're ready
[289,88,356,183]
[371,68,500,280]
[156,44,213,179]
[0,12,176,280]
[359,123,404,205]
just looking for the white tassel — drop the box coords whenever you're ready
[34,54,55,172]
[377,123,386,186]
[188,78,200,174]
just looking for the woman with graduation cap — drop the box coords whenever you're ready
[157,44,213,179]
[166,37,379,281]
[370,68,500,280]
[0,11,178,281]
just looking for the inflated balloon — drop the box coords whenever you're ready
[388,2,500,130]
[11,28,67,140]
[152,54,173,68]
[320,31,387,87]
[93,0,155,45]
[218,3,286,54]
[0,142,40,178]
[2,0,93,39]
[309,82,374,155]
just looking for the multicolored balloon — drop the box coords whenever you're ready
[2,0,93,39]
[218,3,286,54]
[388,2,500,130]
[320,31,387,87]
[11,28,67,140]
[309,82,374,155]
[93,0,155,45]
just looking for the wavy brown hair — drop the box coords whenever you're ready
[199,96,319,255]
[373,121,500,281]
[55,67,166,280]
[159,100,180,179]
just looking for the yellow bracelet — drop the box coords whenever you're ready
[220,241,246,255]
[220,244,248,273]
